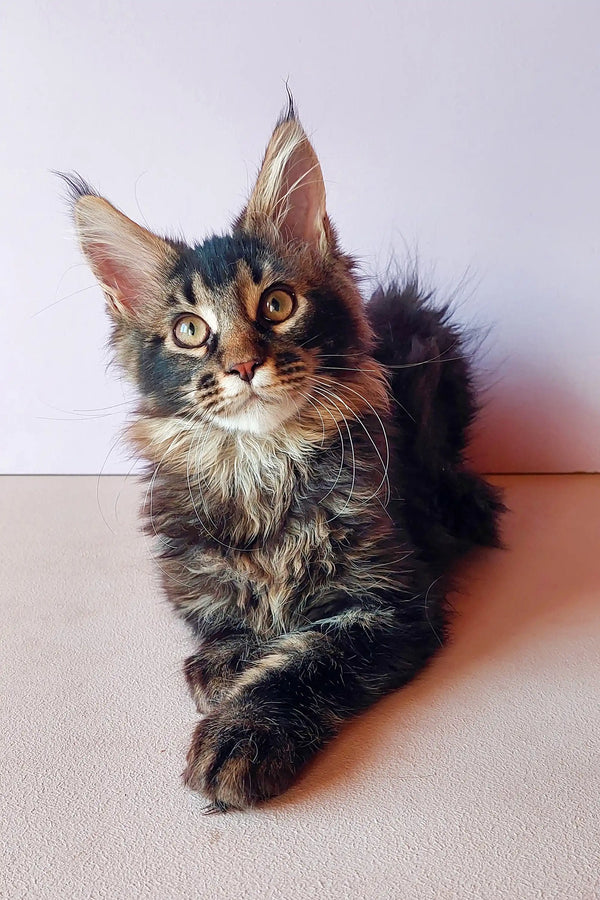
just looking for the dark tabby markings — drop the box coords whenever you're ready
[174,235,267,290]
[202,397,227,413]
[184,626,262,713]
[69,109,504,814]
[278,365,305,376]
[138,337,196,407]
[198,373,216,390]
[177,285,503,810]
[182,276,197,306]
[276,350,301,366]
[183,605,442,810]
[277,375,306,387]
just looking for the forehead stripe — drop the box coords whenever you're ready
[182,277,197,306]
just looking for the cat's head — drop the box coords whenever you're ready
[68,105,382,442]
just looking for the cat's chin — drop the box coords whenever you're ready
[211,393,302,436]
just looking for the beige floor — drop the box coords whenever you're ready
[1,475,599,900]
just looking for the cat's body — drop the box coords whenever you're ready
[68,103,503,810]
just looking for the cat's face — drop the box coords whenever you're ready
[70,108,375,437]
[115,230,373,436]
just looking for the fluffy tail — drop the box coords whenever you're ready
[367,281,505,566]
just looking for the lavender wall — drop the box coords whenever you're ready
[2,0,599,473]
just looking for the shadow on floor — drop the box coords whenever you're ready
[468,367,600,474]
[275,475,600,808]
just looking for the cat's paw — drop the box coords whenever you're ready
[183,653,220,713]
[183,640,261,714]
[183,703,299,810]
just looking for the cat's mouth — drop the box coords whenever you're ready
[214,383,304,435]
[227,387,274,412]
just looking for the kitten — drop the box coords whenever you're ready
[65,100,503,811]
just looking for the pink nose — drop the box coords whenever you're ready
[227,358,262,383]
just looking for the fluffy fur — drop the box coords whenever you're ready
[66,100,504,811]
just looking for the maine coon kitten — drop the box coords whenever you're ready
[66,102,503,811]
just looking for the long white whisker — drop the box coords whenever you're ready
[312,377,391,507]
[310,386,357,523]
[96,433,126,535]
[317,340,464,370]
[295,388,326,445]
[315,374,394,481]
[296,389,347,505]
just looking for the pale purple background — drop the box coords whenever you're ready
[1,0,599,473]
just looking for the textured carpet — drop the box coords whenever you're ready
[1,475,599,899]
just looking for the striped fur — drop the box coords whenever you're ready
[69,104,503,810]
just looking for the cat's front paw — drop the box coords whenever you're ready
[183,653,221,713]
[183,638,262,714]
[183,703,301,810]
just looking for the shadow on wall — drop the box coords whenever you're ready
[271,474,600,809]
[467,362,600,473]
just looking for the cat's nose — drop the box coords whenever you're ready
[227,358,263,383]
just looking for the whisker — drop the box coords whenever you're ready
[96,433,129,535]
[296,390,347,506]
[30,283,97,319]
[311,377,391,507]
[73,401,133,413]
[310,386,357,523]
[317,342,464,370]
[316,374,394,479]
[295,389,326,446]
[316,377,395,507]
[113,456,141,525]
[297,333,323,349]
[423,576,444,647]
[35,414,116,421]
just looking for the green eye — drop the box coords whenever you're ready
[259,286,296,323]
[173,314,210,348]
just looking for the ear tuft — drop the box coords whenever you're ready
[280,83,297,125]
[237,107,333,255]
[55,171,100,211]
[63,179,176,320]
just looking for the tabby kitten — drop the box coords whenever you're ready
[66,102,503,811]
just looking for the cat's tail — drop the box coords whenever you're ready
[366,281,505,566]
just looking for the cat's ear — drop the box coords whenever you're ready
[63,175,176,320]
[237,109,334,255]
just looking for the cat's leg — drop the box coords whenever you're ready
[183,596,446,809]
[184,623,263,713]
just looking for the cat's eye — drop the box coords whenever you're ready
[259,286,296,324]
[172,314,210,348]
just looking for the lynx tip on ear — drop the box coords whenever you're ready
[53,171,100,217]
[281,81,297,123]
